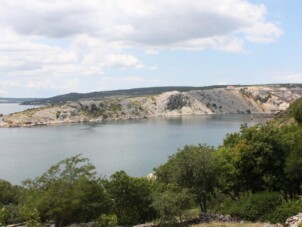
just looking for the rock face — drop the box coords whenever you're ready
[1,86,301,127]
[285,213,302,227]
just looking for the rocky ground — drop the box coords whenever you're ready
[1,86,301,127]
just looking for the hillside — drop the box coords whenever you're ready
[22,86,228,105]
[21,84,302,105]
[1,85,302,127]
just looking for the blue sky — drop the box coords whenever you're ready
[0,0,301,97]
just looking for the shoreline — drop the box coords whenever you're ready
[0,112,274,128]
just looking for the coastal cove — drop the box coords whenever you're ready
[0,109,265,184]
[0,103,42,115]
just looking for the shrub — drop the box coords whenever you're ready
[96,214,117,227]
[267,199,302,224]
[290,98,302,124]
[215,192,283,222]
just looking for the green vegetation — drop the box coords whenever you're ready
[21,155,111,226]
[152,188,194,223]
[81,101,123,119]
[155,144,218,212]
[106,171,155,225]
[1,98,302,226]
[290,97,302,124]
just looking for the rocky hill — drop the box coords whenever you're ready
[1,86,301,127]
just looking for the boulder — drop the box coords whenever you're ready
[285,213,302,227]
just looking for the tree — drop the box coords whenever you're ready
[290,97,302,124]
[21,155,110,227]
[155,144,219,212]
[217,122,302,200]
[0,179,23,225]
[106,171,156,226]
[152,188,193,223]
[0,179,20,206]
[283,125,302,197]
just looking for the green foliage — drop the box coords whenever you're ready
[290,97,302,124]
[96,214,117,227]
[22,208,42,227]
[0,179,23,225]
[215,192,283,222]
[0,207,7,226]
[282,125,302,196]
[82,101,122,118]
[152,189,194,223]
[2,204,22,225]
[106,171,156,226]
[0,179,20,205]
[21,155,110,227]
[155,144,218,212]
[267,200,302,224]
[217,122,302,199]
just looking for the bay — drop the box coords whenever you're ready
[0,103,42,115]
[0,104,265,184]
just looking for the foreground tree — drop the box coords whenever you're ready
[290,97,302,124]
[0,179,20,206]
[21,155,110,227]
[152,188,193,223]
[155,144,218,212]
[217,122,302,200]
[0,179,23,224]
[106,171,156,226]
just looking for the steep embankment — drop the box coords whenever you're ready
[0,86,300,127]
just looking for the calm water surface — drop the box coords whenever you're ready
[0,104,264,184]
[0,103,41,115]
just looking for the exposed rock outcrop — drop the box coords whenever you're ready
[285,213,302,227]
[1,86,301,128]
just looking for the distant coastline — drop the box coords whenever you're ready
[1,85,300,128]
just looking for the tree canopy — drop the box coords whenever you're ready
[155,144,218,212]
[21,155,110,227]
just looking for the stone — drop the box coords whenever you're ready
[285,213,302,227]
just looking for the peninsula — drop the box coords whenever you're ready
[1,85,301,127]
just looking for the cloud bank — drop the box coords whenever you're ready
[0,0,282,96]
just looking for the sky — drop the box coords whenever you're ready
[0,0,301,98]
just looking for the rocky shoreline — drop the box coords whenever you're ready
[1,86,300,128]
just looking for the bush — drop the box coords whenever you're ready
[267,199,302,224]
[290,98,302,124]
[152,189,194,222]
[3,204,23,225]
[96,214,117,227]
[215,192,283,222]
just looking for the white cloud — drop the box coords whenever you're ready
[144,49,159,55]
[0,0,283,96]
[0,0,281,47]
[244,22,283,43]
[0,77,81,92]
[105,54,143,69]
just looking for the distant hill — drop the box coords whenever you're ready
[21,83,302,105]
[22,86,228,105]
